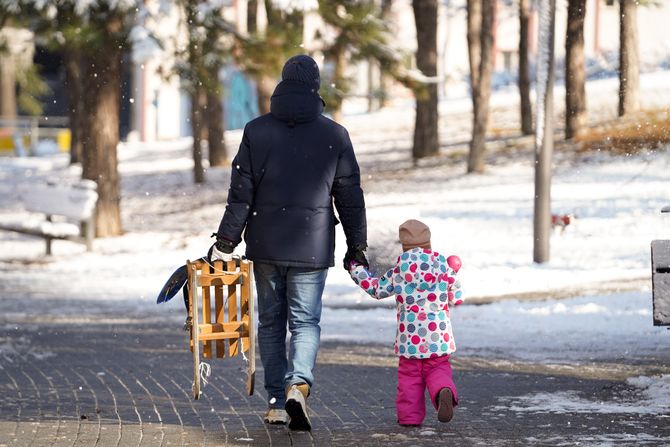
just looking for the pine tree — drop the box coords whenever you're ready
[238,1,304,115]
[36,3,86,164]
[518,0,533,135]
[565,0,587,140]
[172,0,236,181]
[0,7,17,119]
[10,0,139,237]
[0,8,48,121]
[618,0,640,116]
[318,0,405,123]
[411,0,439,159]
[466,0,495,173]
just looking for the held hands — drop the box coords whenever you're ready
[343,243,368,271]
[208,233,236,263]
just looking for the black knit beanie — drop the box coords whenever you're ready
[281,54,321,90]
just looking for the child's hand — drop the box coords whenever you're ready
[343,244,369,271]
[347,260,362,272]
[349,261,395,300]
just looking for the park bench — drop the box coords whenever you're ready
[0,180,98,255]
[651,205,670,326]
[186,257,255,399]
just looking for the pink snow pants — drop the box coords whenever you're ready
[396,355,458,425]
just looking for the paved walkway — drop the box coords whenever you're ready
[1,302,669,446]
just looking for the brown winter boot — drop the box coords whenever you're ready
[285,383,311,431]
[437,388,454,422]
[263,408,288,425]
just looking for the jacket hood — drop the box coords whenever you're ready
[396,247,444,292]
[270,80,324,125]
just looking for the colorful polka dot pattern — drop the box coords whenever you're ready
[349,247,463,359]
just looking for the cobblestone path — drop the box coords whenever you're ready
[1,303,669,446]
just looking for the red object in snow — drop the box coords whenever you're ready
[551,214,574,233]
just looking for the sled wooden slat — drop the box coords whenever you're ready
[199,331,249,341]
[214,260,225,358]
[213,260,224,358]
[202,283,213,358]
[198,322,246,333]
[227,260,239,357]
[240,260,250,352]
[188,271,195,351]
[245,261,255,395]
[189,262,201,400]
[186,257,256,399]
[198,273,242,287]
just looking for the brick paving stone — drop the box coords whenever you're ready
[1,304,670,446]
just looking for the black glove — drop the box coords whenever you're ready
[343,243,368,271]
[208,233,235,262]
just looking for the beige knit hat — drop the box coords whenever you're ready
[399,219,431,251]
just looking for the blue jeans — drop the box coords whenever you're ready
[253,262,327,409]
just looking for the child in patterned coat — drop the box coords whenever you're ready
[347,219,463,426]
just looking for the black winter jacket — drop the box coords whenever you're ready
[216,80,367,268]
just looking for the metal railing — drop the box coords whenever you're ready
[0,115,69,155]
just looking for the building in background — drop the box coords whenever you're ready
[8,0,670,146]
[356,0,670,101]
[128,0,257,142]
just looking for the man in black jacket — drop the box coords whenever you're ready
[209,54,368,431]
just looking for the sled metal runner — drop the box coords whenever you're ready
[187,258,255,399]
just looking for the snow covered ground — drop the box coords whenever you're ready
[2,133,668,303]
[1,73,669,402]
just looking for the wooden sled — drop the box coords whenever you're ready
[186,257,255,399]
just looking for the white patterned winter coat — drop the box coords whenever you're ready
[349,247,463,359]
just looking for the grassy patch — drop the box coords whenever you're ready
[575,109,670,153]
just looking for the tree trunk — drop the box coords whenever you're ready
[331,46,347,123]
[378,0,393,109]
[467,0,482,94]
[81,46,123,237]
[565,0,587,140]
[191,87,206,184]
[0,53,17,118]
[206,67,227,167]
[63,48,85,164]
[367,58,377,113]
[257,74,274,115]
[411,0,439,160]
[247,0,258,33]
[518,0,533,135]
[618,0,640,117]
[533,0,556,264]
[467,0,494,173]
